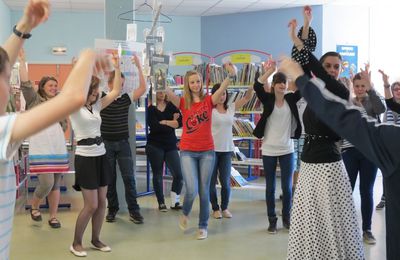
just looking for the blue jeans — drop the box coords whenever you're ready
[146,144,183,205]
[104,139,140,213]
[342,147,378,231]
[210,152,232,211]
[180,150,215,229]
[262,153,294,218]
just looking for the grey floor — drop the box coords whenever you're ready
[10,170,386,260]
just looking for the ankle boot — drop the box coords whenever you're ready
[283,215,290,230]
[268,217,278,234]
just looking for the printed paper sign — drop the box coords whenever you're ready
[95,39,145,94]
[175,56,193,66]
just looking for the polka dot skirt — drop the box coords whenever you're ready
[287,161,364,260]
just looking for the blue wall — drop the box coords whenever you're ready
[0,0,11,44]
[10,10,201,68]
[11,10,105,63]
[201,6,323,60]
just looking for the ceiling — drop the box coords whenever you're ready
[3,0,378,16]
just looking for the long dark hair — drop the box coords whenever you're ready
[38,76,58,99]
[319,51,342,63]
[211,83,228,110]
[270,72,287,93]
[87,76,100,105]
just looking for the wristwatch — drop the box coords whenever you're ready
[13,25,32,39]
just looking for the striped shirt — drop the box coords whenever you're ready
[342,109,369,150]
[100,93,132,141]
[385,109,400,125]
[0,114,21,260]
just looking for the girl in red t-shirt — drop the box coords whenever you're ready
[166,64,236,240]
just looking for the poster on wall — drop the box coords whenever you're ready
[151,54,169,92]
[95,39,145,94]
[336,45,358,78]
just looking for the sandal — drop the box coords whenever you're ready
[30,208,42,222]
[48,217,61,229]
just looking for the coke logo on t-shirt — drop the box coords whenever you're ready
[186,109,210,134]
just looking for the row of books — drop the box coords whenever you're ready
[208,63,265,86]
[193,63,208,84]
[232,119,255,137]
[230,167,248,187]
[228,91,262,112]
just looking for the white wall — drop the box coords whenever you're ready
[323,4,400,94]
[370,5,400,83]
[322,4,371,71]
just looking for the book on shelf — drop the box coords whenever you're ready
[209,63,264,86]
[232,119,255,137]
[232,146,247,161]
[230,167,248,187]
[193,63,208,84]
[228,91,262,112]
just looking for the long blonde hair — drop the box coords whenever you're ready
[183,70,205,109]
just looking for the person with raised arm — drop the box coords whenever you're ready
[285,5,364,259]
[18,49,68,229]
[252,60,302,234]
[69,54,122,257]
[165,63,236,240]
[101,54,147,224]
[210,74,253,220]
[0,2,99,259]
[279,54,400,260]
[341,64,386,244]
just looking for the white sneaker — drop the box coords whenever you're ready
[197,229,208,240]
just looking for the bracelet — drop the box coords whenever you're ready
[13,25,31,39]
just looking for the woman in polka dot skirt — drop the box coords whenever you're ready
[285,6,364,260]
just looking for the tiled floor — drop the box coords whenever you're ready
[10,171,386,259]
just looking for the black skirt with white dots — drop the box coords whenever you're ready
[287,160,364,260]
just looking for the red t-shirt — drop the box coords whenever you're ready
[179,95,214,151]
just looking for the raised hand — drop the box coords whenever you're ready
[263,59,277,74]
[278,56,304,81]
[378,69,390,88]
[360,62,372,91]
[20,0,50,31]
[224,62,237,77]
[110,53,119,70]
[131,54,142,69]
[303,6,312,26]
[288,19,298,40]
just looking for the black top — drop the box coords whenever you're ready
[147,102,182,151]
[100,93,132,141]
[293,48,350,163]
[253,80,302,139]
